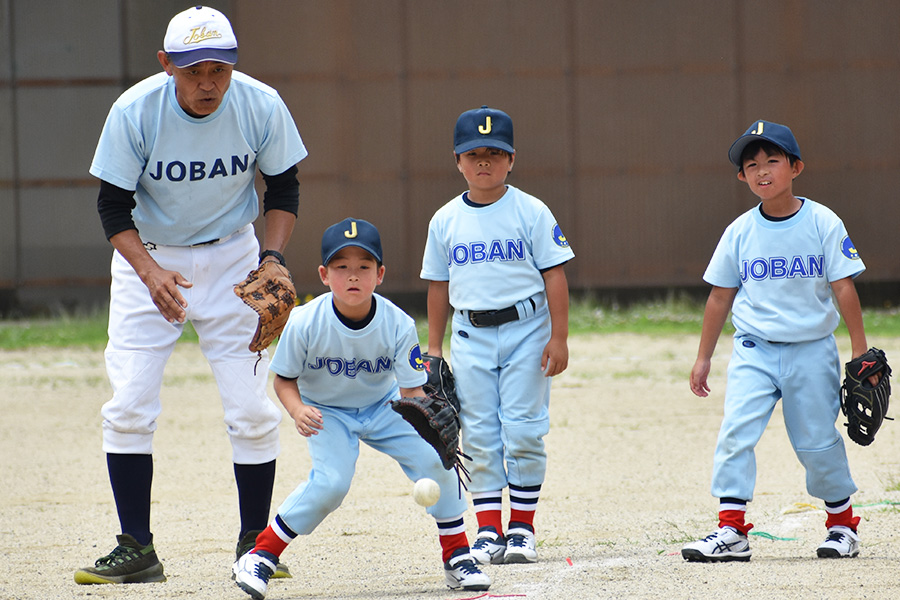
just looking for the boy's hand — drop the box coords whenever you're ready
[541,338,568,377]
[690,358,712,397]
[290,404,323,437]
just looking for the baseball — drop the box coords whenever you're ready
[412,478,441,507]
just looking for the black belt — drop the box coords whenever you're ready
[466,298,535,328]
[191,238,220,247]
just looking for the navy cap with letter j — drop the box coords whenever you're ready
[728,120,802,167]
[321,218,383,265]
[454,105,515,154]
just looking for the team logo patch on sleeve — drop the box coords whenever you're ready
[552,223,569,248]
[841,236,859,260]
[409,344,425,371]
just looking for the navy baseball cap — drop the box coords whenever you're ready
[728,120,802,168]
[454,106,515,154]
[321,218,383,265]
[164,6,238,68]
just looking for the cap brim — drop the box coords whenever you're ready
[728,133,800,167]
[323,242,382,266]
[168,47,237,68]
[728,136,757,167]
[454,139,515,155]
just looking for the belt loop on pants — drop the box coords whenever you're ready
[465,297,537,328]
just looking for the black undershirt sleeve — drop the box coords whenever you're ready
[261,165,300,216]
[97,180,138,240]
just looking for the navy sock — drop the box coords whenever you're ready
[234,460,276,539]
[107,453,153,546]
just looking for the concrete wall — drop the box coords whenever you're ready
[2,0,898,313]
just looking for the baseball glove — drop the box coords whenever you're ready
[840,347,892,446]
[233,261,296,354]
[391,355,470,485]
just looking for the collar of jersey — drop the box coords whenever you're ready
[459,185,513,212]
[751,196,810,229]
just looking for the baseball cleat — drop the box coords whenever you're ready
[236,530,291,578]
[234,550,278,600]
[682,526,751,562]
[444,548,492,591]
[74,534,167,584]
[816,526,860,558]
[470,526,506,564]
[504,525,538,563]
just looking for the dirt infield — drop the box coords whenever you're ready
[2,333,899,600]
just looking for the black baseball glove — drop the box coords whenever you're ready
[391,354,470,484]
[840,347,892,446]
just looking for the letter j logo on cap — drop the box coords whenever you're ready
[344,221,358,238]
[478,117,492,135]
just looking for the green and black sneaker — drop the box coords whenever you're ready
[74,534,166,584]
[235,529,292,579]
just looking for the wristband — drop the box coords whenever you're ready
[259,249,286,266]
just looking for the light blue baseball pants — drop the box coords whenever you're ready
[711,333,857,503]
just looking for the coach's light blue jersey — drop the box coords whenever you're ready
[90,71,307,246]
[270,293,427,409]
[704,198,864,343]
[421,185,574,310]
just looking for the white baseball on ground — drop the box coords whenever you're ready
[412,478,441,507]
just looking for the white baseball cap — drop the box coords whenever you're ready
[163,5,237,68]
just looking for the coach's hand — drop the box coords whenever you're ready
[109,229,193,324]
[141,264,192,324]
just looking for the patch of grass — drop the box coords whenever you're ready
[0,307,199,350]
[4,299,900,350]
[568,296,713,336]
[662,521,699,546]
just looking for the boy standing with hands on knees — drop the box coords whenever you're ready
[683,120,880,562]
[421,106,574,565]
[234,218,490,599]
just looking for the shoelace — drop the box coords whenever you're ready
[702,529,741,542]
[254,560,274,582]
[96,545,137,567]
[825,531,846,543]
[472,536,497,550]
[454,559,482,575]
[507,533,528,548]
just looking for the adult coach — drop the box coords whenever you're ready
[75,6,307,585]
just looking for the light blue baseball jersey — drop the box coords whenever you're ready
[420,185,574,310]
[269,293,427,409]
[89,71,308,246]
[704,198,865,342]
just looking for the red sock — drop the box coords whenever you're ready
[825,505,860,532]
[509,509,535,531]
[439,532,469,563]
[718,509,753,536]
[508,483,540,532]
[436,514,469,563]
[254,524,290,558]
[472,491,503,533]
